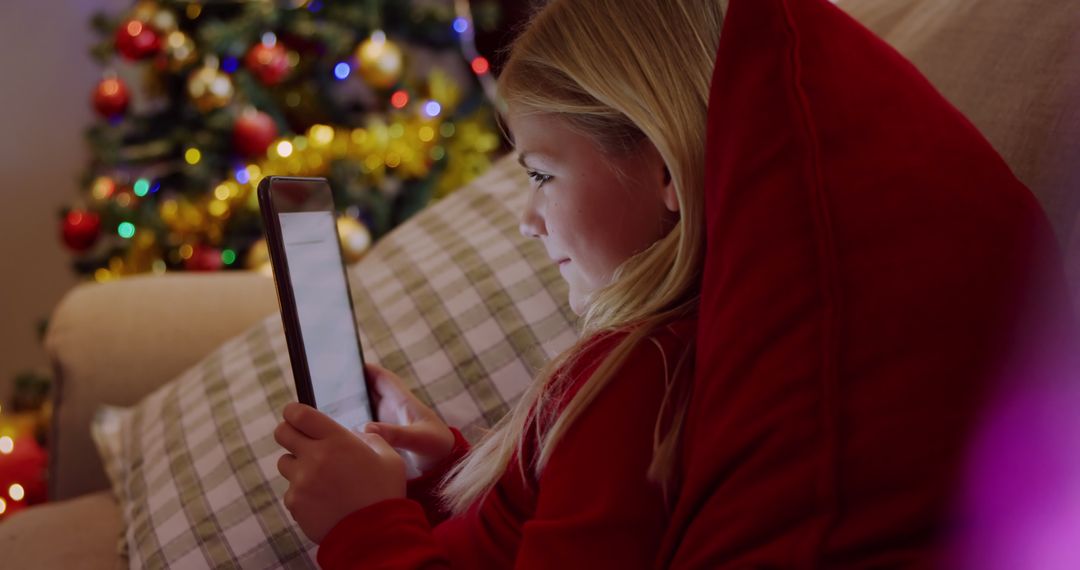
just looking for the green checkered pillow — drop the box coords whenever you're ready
[92,154,578,568]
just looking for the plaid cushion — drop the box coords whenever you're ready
[92,154,578,568]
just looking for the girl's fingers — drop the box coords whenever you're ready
[364,422,416,449]
[358,432,399,460]
[282,402,340,440]
[274,419,309,453]
[365,364,407,399]
[277,452,299,480]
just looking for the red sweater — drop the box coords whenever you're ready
[318,319,695,569]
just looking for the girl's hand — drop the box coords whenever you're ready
[363,363,456,473]
[275,402,406,544]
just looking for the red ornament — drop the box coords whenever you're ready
[185,244,223,272]
[245,42,290,86]
[61,210,102,253]
[115,19,161,60]
[233,109,279,158]
[0,436,48,520]
[92,77,130,119]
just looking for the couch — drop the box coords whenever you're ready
[2,0,1076,567]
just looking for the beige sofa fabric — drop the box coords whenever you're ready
[0,491,124,569]
[842,0,1080,249]
[45,272,277,500]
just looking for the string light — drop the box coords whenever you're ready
[0,498,6,515]
[423,100,442,118]
[390,90,409,109]
[118,222,136,239]
[470,56,490,75]
[133,178,151,197]
[8,484,23,502]
[221,56,239,73]
[453,18,469,34]
[0,437,12,455]
[453,0,499,109]
[276,141,294,158]
[213,183,231,201]
[310,124,334,146]
[92,177,116,200]
[221,249,237,265]
[333,62,351,80]
[184,146,201,165]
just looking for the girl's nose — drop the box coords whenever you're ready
[519,192,545,239]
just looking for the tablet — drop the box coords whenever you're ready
[257,176,375,430]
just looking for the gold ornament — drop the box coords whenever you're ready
[355,32,404,89]
[187,63,234,112]
[124,231,161,275]
[245,238,271,273]
[161,30,197,71]
[336,216,372,263]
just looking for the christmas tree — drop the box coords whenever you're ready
[62,0,503,279]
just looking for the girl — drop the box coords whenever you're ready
[273,0,721,567]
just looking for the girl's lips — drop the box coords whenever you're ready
[557,259,570,266]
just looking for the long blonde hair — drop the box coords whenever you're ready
[440,0,726,514]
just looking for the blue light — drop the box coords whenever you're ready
[150,181,161,194]
[235,168,251,184]
[423,100,442,118]
[333,62,351,80]
[221,56,239,73]
[308,0,323,12]
[453,18,469,34]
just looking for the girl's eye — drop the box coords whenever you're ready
[527,171,552,187]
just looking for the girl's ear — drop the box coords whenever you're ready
[661,166,679,213]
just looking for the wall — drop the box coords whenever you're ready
[0,0,130,405]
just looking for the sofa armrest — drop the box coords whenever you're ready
[45,271,278,500]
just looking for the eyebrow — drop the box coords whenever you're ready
[517,152,552,169]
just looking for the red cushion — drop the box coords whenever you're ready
[663,0,1056,566]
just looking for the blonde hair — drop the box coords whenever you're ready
[440,0,726,514]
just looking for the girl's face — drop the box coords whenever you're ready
[509,113,679,315]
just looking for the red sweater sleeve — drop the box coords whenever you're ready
[405,427,471,526]
[317,499,449,569]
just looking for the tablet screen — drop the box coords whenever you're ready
[279,210,372,430]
